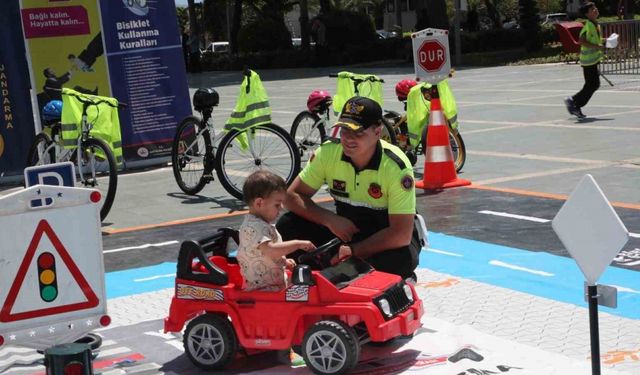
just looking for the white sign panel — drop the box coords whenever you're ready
[552,174,630,285]
[0,185,108,350]
[412,28,451,84]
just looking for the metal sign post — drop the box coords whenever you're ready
[552,174,630,375]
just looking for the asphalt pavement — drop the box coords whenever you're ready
[1,62,639,374]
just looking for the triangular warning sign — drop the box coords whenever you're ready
[0,220,99,322]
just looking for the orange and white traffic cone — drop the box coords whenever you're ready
[415,86,471,190]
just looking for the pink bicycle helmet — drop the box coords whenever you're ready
[395,79,417,102]
[306,90,332,113]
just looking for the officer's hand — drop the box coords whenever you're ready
[330,245,353,265]
[327,216,359,242]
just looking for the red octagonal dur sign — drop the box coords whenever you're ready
[418,40,446,72]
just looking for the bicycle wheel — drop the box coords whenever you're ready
[449,130,466,172]
[421,127,467,173]
[290,111,324,162]
[76,138,117,221]
[172,116,212,195]
[380,117,397,145]
[215,123,301,200]
[26,133,55,167]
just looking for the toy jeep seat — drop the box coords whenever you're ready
[176,228,243,287]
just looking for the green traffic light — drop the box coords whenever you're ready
[41,285,57,302]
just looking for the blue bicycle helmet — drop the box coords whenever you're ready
[42,100,63,121]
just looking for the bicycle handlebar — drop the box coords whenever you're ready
[328,73,384,83]
[61,90,127,109]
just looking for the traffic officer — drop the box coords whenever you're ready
[277,96,420,280]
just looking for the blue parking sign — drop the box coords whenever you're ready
[24,162,75,188]
[24,162,76,208]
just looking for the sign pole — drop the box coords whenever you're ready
[587,284,601,375]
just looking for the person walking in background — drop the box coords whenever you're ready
[564,2,604,119]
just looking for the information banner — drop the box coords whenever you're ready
[20,0,111,123]
[0,0,36,178]
[99,0,191,162]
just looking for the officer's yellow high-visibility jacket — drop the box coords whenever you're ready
[225,70,271,131]
[61,88,123,166]
[406,79,458,148]
[334,72,384,115]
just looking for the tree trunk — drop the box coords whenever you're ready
[230,0,243,53]
[187,0,201,72]
[300,0,310,49]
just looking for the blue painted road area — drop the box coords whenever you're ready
[105,232,640,319]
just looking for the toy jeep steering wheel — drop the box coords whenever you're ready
[297,237,342,268]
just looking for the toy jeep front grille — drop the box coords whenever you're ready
[375,282,412,320]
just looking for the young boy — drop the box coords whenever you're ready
[238,171,316,291]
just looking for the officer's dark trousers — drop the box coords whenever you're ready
[276,212,417,279]
[573,64,600,108]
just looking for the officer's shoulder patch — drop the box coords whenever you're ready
[383,148,406,170]
[401,175,414,191]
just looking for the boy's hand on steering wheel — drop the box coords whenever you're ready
[297,240,316,251]
[330,245,353,265]
[284,258,297,270]
[327,216,359,242]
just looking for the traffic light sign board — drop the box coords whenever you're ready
[412,28,451,84]
[0,220,99,322]
[0,185,107,348]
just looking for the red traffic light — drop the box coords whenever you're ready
[64,361,85,375]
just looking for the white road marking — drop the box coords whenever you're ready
[474,164,610,185]
[96,346,132,358]
[427,248,463,257]
[104,241,179,254]
[479,210,640,238]
[134,274,175,282]
[479,210,550,223]
[611,285,640,294]
[489,260,554,277]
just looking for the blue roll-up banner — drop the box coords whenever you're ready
[0,0,36,178]
[99,0,191,162]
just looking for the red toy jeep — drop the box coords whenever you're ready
[164,228,423,375]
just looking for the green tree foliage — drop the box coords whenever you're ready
[238,18,292,51]
[519,0,542,51]
[317,10,377,49]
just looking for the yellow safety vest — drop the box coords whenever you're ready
[333,71,384,115]
[406,80,458,148]
[580,20,603,66]
[60,88,123,166]
[225,70,271,131]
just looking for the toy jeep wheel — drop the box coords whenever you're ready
[302,320,360,375]
[183,313,237,370]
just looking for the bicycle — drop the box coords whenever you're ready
[26,90,125,221]
[172,70,300,200]
[290,72,395,163]
[382,81,466,172]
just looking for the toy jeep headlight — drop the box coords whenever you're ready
[402,284,414,302]
[378,298,392,317]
